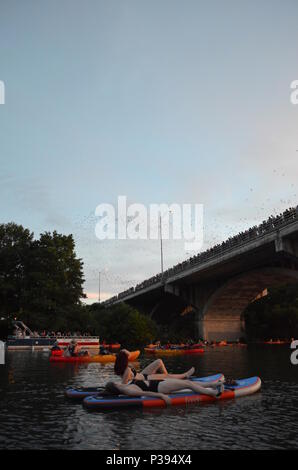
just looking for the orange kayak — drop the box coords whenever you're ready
[50,350,140,363]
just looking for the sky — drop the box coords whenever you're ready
[0,0,298,302]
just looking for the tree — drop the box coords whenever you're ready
[244,283,298,339]
[0,223,86,331]
[88,302,158,349]
[22,231,86,330]
[0,223,33,318]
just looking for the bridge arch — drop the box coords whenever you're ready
[200,267,298,341]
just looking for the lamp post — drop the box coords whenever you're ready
[98,271,101,303]
[159,211,172,276]
[159,214,164,276]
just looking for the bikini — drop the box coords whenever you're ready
[129,367,162,393]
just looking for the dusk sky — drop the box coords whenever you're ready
[0,0,298,302]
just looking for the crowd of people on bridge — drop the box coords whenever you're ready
[104,205,298,306]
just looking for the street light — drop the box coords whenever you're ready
[159,210,172,277]
[98,271,101,303]
[159,214,164,276]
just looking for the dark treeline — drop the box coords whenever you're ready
[244,283,298,340]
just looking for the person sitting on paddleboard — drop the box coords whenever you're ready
[105,377,224,406]
[115,349,203,385]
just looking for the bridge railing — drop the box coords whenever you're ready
[103,206,298,306]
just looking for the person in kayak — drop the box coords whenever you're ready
[105,378,224,406]
[65,340,89,357]
[115,349,197,385]
[51,341,61,352]
[99,345,110,355]
[64,340,76,356]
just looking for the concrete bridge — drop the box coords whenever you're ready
[104,206,298,341]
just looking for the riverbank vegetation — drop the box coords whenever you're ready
[244,283,298,340]
[88,303,157,349]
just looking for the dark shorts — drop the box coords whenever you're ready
[133,380,163,393]
[148,380,160,393]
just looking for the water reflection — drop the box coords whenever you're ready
[0,346,297,449]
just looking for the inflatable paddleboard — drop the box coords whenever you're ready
[83,376,261,411]
[65,373,224,400]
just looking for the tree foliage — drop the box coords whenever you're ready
[244,283,298,339]
[0,223,33,316]
[0,223,85,331]
[88,302,158,349]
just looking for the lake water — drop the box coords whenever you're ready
[0,345,298,450]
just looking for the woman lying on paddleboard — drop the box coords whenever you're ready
[115,349,196,384]
[105,378,224,406]
[113,349,224,404]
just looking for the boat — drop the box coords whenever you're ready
[144,347,204,355]
[83,376,261,411]
[55,338,100,349]
[65,373,224,400]
[7,322,55,350]
[6,321,100,350]
[50,350,140,363]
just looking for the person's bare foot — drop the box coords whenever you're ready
[185,367,195,378]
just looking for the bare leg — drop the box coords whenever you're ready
[158,379,219,397]
[147,367,195,380]
[192,379,224,388]
[141,359,168,375]
[141,359,194,379]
